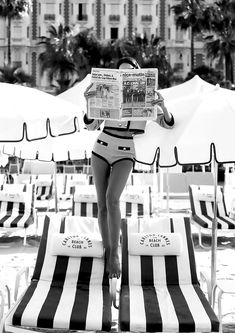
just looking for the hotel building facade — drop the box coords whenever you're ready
[0,0,227,89]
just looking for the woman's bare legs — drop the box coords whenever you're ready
[91,154,133,278]
[91,154,111,269]
[106,159,133,278]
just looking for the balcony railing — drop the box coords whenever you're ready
[44,14,55,21]
[174,63,184,71]
[12,38,23,43]
[141,15,152,22]
[12,61,22,68]
[109,14,120,22]
[77,14,88,21]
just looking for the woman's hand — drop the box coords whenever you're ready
[152,91,172,123]
[151,91,165,108]
[84,83,96,100]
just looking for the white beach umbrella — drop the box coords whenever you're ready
[0,83,80,141]
[134,77,235,303]
[2,130,98,162]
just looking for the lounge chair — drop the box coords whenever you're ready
[72,185,98,217]
[118,215,219,332]
[120,186,151,217]
[3,214,112,332]
[188,185,235,248]
[0,184,35,245]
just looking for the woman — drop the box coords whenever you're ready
[84,57,174,278]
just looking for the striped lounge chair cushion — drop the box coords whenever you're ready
[189,185,235,229]
[9,214,111,331]
[120,187,150,218]
[72,187,98,217]
[119,216,219,332]
[36,181,53,200]
[0,184,34,228]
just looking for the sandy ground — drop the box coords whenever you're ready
[0,213,235,333]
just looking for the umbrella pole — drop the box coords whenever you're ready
[210,154,218,306]
[166,168,170,213]
[54,162,58,213]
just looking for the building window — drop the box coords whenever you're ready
[143,28,151,40]
[71,3,73,15]
[26,53,28,65]
[195,53,203,67]
[156,28,158,37]
[78,3,87,21]
[124,4,126,15]
[27,26,29,38]
[38,3,41,15]
[156,4,158,16]
[92,3,94,15]
[38,26,41,37]
[124,27,126,38]
[176,28,184,42]
[111,27,118,39]
[103,27,105,39]
[59,3,62,15]
[174,63,184,71]
[103,3,105,15]
[135,4,137,16]
[168,28,171,40]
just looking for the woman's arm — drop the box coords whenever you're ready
[152,91,174,129]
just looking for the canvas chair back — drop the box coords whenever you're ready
[0,183,34,228]
[72,185,98,217]
[10,214,111,331]
[189,185,235,229]
[119,216,219,332]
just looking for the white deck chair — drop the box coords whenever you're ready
[120,185,151,218]
[188,185,235,248]
[60,174,89,200]
[159,172,190,213]
[0,184,36,245]
[118,216,220,332]
[72,185,98,217]
[2,214,112,332]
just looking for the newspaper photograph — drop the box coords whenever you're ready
[87,67,158,121]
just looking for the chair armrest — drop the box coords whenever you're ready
[14,267,29,301]
[0,280,11,312]
[200,270,211,297]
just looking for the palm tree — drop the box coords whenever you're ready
[72,28,103,76]
[0,0,30,65]
[171,0,208,72]
[0,64,33,85]
[203,0,235,83]
[38,24,79,94]
[110,34,173,88]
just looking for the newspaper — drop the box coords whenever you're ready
[87,67,158,121]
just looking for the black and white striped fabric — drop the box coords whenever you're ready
[72,186,98,217]
[4,214,111,332]
[120,186,151,218]
[36,181,53,200]
[0,184,34,229]
[120,196,144,218]
[119,216,219,332]
[189,185,235,230]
